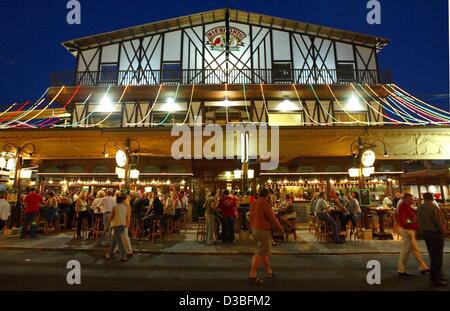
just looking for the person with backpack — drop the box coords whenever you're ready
[204,192,218,245]
[218,190,237,243]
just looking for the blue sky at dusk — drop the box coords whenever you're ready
[0,0,448,109]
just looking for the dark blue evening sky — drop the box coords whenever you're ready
[0,0,448,109]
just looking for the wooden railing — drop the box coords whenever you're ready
[50,68,379,87]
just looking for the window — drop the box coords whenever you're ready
[90,113,121,128]
[268,113,303,126]
[161,62,181,83]
[272,62,293,83]
[151,112,185,126]
[336,62,356,82]
[99,64,119,85]
[335,112,367,124]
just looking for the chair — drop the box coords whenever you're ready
[316,220,329,242]
[196,217,206,243]
[284,219,297,241]
[234,217,242,241]
[173,218,181,235]
[92,214,103,240]
[36,215,49,235]
[130,217,144,239]
[166,217,175,235]
[59,213,68,231]
[73,217,90,239]
[150,219,162,244]
[308,214,317,233]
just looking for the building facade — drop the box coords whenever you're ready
[1,8,450,203]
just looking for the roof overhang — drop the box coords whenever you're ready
[62,8,390,55]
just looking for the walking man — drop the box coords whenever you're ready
[20,188,43,238]
[397,193,429,276]
[248,188,284,284]
[417,192,447,287]
[97,190,115,246]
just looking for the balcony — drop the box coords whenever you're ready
[50,68,379,87]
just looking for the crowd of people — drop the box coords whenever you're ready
[309,191,362,244]
[3,185,447,286]
[13,187,190,262]
[202,189,297,246]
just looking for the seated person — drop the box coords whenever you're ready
[42,192,59,223]
[278,194,297,233]
[142,196,164,233]
[315,192,343,244]
[343,192,363,234]
[279,194,297,220]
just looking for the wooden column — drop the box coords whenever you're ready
[439,177,446,202]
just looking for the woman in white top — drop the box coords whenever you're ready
[0,190,11,234]
[105,194,128,262]
[91,191,105,214]
[75,191,91,239]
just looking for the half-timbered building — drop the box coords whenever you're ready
[1,8,450,207]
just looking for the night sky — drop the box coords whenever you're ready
[0,0,448,110]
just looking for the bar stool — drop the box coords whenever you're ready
[173,218,181,235]
[308,214,317,233]
[284,219,297,241]
[92,214,103,240]
[59,213,68,231]
[234,217,242,240]
[196,217,206,243]
[129,217,143,239]
[316,220,329,242]
[151,219,162,244]
[166,217,175,235]
[73,218,89,239]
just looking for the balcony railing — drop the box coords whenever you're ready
[50,68,379,87]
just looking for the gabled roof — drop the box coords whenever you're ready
[62,8,390,54]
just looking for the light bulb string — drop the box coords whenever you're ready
[385,85,450,123]
[0,88,49,126]
[391,84,450,116]
[181,84,195,125]
[81,85,129,128]
[54,85,112,127]
[363,84,419,124]
[34,85,82,128]
[126,84,163,126]
[382,85,443,124]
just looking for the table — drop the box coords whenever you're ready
[329,209,347,239]
[238,205,250,231]
[369,207,394,240]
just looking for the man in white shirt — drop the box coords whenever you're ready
[315,192,343,244]
[181,192,189,211]
[97,191,116,246]
[0,190,11,235]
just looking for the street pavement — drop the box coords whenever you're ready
[0,250,448,291]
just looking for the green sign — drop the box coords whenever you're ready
[359,189,371,206]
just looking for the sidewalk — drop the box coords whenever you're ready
[1,225,449,255]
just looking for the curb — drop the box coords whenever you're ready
[1,245,447,256]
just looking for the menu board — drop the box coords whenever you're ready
[359,189,371,206]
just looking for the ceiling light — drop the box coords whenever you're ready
[346,94,363,112]
[97,95,115,113]
[277,99,297,112]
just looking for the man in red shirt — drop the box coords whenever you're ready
[248,188,284,284]
[396,193,429,276]
[218,190,237,243]
[20,188,43,238]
